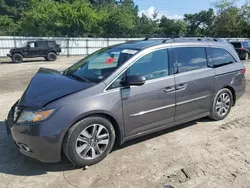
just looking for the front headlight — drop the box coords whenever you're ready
[17,109,54,123]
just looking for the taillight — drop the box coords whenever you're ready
[242,67,246,74]
[240,48,245,51]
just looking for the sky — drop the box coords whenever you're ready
[134,0,247,19]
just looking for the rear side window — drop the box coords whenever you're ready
[48,41,56,47]
[243,42,249,48]
[36,41,46,48]
[230,42,241,48]
[174,47,207,73]
[210,48,236,67]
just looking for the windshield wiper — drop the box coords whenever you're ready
[70,74,91,83]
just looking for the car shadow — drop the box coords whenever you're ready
[0,117,213,176]
[0,59,48,64]
[113,117,212,151]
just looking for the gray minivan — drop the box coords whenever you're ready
[6,38,246,167]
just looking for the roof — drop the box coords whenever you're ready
[114,40,164,50]
[113,38,230,50]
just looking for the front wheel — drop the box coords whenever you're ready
[210,88,233,121]
[63,116,116,167]
[12,53,23,63]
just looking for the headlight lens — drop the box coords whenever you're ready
[17,109,54,123]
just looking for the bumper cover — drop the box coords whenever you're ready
[6,106,62,163]
[7,53,11,57]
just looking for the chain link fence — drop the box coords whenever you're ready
[0,36,249,57]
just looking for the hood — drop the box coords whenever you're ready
[11,47,26,52]
[19,68,95,108]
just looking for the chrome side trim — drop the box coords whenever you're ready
[130,104,175,117]
[176,95,208,106]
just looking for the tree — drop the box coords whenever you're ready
[211,0,243,37]
[159,16,187,36]
[184,9,215,36]
[136,13,158,36]
[19,0,101,37]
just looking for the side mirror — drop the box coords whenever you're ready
[124,75,146,86]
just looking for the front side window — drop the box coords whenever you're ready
[108,49,169,90]
[174,47,207,73]
[127,49,169,80]
[211,48,236,67]
[64,47,138,83]
[28,42,35,48]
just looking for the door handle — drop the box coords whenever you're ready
[163,86,175,93]
[176,83,187,91]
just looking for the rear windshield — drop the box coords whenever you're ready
[230,42,242,48]
[63,46,139,83]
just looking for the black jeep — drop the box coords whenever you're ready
[7,40,61,63]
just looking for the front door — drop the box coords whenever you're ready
[172,47,215,122]
[27,42,39,57]
[121,48,176,137]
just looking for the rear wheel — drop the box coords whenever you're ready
[46,52,57,61]
[12,53,23,63]
[63,116,116,167]
[210,88,233,121]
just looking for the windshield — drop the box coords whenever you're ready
[64,46,138,83]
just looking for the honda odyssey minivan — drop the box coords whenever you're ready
[6,38,246,167]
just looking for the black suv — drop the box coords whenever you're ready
[7,40,61,63]
[230,41,250,60]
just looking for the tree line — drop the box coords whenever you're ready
[0,0,250,37]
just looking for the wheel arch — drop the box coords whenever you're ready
[60,111,124,155]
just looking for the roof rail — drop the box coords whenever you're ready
[162,36,221,43]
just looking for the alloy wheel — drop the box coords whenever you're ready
[75,124,110,160]
[216,93,231,117]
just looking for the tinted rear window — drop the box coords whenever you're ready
[48,41,56,47]
[243,42,250,48]
[230,42,242,48]
[210,48,236,67]
[174,47,207,73]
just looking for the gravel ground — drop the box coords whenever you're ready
[0,57,250,188]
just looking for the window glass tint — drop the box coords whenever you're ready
[175,47,207,73]
[243,42,249,48]
[28,42,35,48]
[127,49,169,80]
[48,41,56,47]
[230,42,241,48]
[36,41,46,48]
[64,47,138,83]
[211,48,236,67]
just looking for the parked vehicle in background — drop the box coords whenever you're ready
[6,38,246,167]
[230,41,250,60]
[7,40,61,63]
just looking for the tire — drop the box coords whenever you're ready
[12,53,23,63]
[46,52,57,61]
[209,88,233,121]
[63,116,116,167]
[245,53,249,60]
